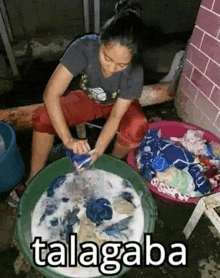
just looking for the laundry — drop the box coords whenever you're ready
[203,142,220,165]
[66,149,93,171]
[77,213,105,246]
[46,175,66,197]
[31,169,145,277]
[113,199,135,215]
[170,129,206,156]
[59,208,80,244]
[210,141,220,158]
[171,130,220,163]
[204,165,220,189]
[120,191,134,204]
[150,178,191,201]
[86,198,113,224]
[104,216,133,234]
[137,129,211,194]
[138,129,195,171]
[156,167,195,195]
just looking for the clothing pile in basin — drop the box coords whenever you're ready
[31,169,144,277]
[136,129,220,201]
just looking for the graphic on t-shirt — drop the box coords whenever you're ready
[89,88,107,101]
[80,73,120,103]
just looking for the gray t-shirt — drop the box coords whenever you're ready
[60,34,143,104]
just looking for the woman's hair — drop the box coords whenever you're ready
[100,0,145,66]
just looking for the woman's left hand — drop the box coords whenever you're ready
[89,149,102,164]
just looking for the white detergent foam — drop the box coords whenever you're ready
[31,169,145,277]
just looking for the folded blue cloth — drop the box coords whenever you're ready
[138,129,211,194]
[66,149,92,171]
[86,198,113,224]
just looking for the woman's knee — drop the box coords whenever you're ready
[117,115,148,147]
[32,106,56,134]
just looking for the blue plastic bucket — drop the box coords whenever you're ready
[0,121,25,192]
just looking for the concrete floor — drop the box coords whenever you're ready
[0,60,220,278]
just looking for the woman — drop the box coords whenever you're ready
[9,0,148,206]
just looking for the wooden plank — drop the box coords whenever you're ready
[0,103,43,129]
[0,83,174,129]
[139,82,173,106]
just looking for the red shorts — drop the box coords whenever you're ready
[32,90,148,148]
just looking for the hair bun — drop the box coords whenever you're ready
[115,0,141,16]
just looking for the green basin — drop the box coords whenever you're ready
[17,155,157,278]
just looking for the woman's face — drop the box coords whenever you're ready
[99,43,132,78]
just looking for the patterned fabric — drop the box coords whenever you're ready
[171,130,206,155]
[137,129,211,194]
[66,149,92,171]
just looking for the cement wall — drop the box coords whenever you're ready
[4,0,201,39]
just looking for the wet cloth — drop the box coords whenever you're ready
[32,90,148,148]
[78,213,105,245]
[66,149,92,171]
[113,199,135,215]
[86,198,113,224]
[137,129,211,194]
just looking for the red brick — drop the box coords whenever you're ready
[195,91,219,121]
[191,27,204,48]
[191,68,214,97]
[206,60,220,86]
[210,86,220,108]
[196,7,220,38]
[187,43,209,73]
[182,60,193,79]
[201,0,214,10]
[213,0,220,15]
[201,34,220,64]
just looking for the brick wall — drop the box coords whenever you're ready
[175,0,220,139]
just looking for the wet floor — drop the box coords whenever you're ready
[0,59,220,278]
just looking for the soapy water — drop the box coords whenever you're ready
[31,169,145,277]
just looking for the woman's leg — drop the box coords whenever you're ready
[28,131,55,181]
[112,141,133,159]
[113,101,148,159]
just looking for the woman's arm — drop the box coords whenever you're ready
[92,98,132,160]
[43,63,90,153]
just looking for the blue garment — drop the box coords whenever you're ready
[59,208,80,243]
[86,198,113,224]
[120,191,134,204]
[47,175,66,197]
[105,216,132,235]
[66,149,92,171]
[138,129,211,194]
[204,142,220,163]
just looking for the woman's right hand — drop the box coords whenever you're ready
[64,138,91,154]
